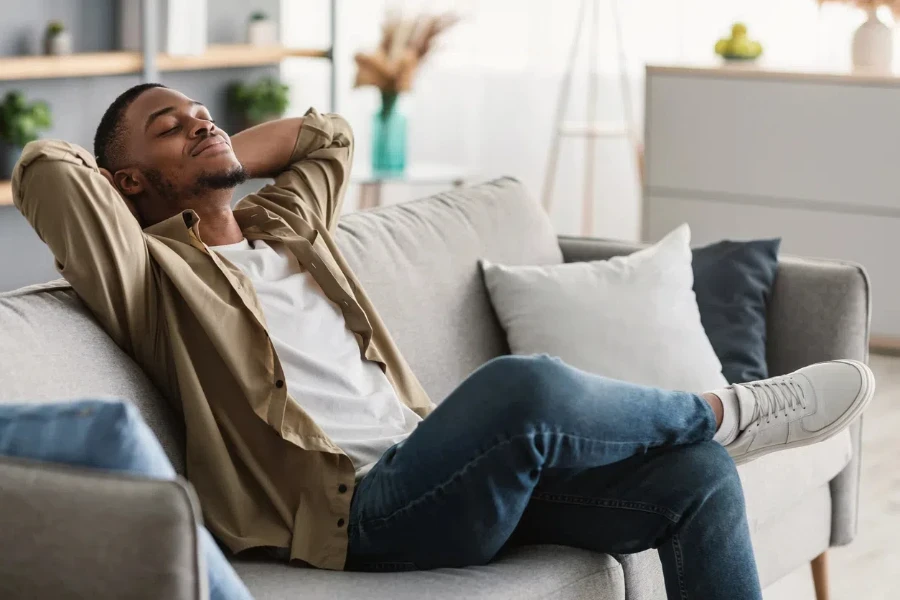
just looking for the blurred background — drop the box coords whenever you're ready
[0,1,879,294]
[1,2,899,599]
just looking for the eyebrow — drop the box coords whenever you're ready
[145,100,205,131]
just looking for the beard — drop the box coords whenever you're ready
[195,165,250,191]
[144,164,250,200]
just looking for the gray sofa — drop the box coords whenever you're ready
[0,178,869,600]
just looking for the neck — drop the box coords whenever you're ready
[191,190,243,246]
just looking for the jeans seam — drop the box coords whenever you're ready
[528,492,682,523]
[671,534,689,600]
[356,430,655,530]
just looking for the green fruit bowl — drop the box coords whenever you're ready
[721,54,760,61]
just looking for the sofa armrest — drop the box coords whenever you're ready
[765,256,869,546]
[558,236,871,546]
[0,457,207,600]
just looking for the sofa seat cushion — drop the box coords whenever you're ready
[738,427,852,532]
[233,545,625,600]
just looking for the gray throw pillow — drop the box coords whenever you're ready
[482,224,728,393]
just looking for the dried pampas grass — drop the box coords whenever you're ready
[817,0,900,16]
[354,10,460,95]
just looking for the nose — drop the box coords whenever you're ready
[189,117,215,138]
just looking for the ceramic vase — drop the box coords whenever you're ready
[248,19,278,46]
[852,8,893,70]
[44,32,72,56]
[371,92,407,174]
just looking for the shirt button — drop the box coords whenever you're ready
[338,484,348,494]
[275,379,284,389]
[337,518,345,528]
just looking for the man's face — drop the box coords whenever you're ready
[120,87,244,203]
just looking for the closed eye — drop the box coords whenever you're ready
[159,125,181,137]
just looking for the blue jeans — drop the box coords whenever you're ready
[348,355,763,600]
[0,400,253,600]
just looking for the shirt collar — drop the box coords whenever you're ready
[233,205,317,242]
[143,206,317,248]
[144,209,205,249]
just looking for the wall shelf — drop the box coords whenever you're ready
[0,181,12,206]
[0,45,330,81]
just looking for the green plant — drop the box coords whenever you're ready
[250,11,269,21]
[228,78,289,125]
[0,91,52,148]
[46,20,65,36]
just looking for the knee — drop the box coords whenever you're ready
[475,354,569,419]
[677,442,746,511]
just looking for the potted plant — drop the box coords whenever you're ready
[0,91,52,179]
[228,77,290,129]
[354,11,458,174]
[247,11,278,46]
[44,20,73,55]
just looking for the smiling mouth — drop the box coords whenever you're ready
[192,137,227,157]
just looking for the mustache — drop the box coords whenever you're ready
[191,133,228,157]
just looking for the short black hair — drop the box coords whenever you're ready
[94,82,166,169]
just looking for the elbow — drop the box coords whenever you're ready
[328,114,354,147]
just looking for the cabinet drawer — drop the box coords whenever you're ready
[646,73,900,212]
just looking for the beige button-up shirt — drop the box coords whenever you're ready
[12,109,435,570]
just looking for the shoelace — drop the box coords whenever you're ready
[737,378,807,425]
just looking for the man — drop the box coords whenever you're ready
[13,83,874,599]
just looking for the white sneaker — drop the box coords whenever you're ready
[725,360,874,465]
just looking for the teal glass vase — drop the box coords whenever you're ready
[371,92,406,174]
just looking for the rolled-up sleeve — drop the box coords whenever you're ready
[12,140,157,355]
[252,108,354,233]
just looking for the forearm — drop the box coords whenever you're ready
[12,139,155,354]
[239,109,354,232]
[230,117,304,179]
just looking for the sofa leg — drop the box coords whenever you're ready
[810,551,830,600]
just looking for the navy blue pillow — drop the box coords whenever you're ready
[692,239,781,384]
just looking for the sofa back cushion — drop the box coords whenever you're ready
[0,281,186,473]
[336,178,562,401]
[0,178,560,471]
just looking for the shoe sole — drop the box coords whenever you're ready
[729,359,875,466]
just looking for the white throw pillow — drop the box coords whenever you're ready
[481,224,728,393]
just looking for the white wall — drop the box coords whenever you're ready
[281,0,874,241]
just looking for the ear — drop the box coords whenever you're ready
[113,167,145,198]
[100,167,141,223]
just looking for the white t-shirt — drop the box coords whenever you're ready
[212,238,421,478]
